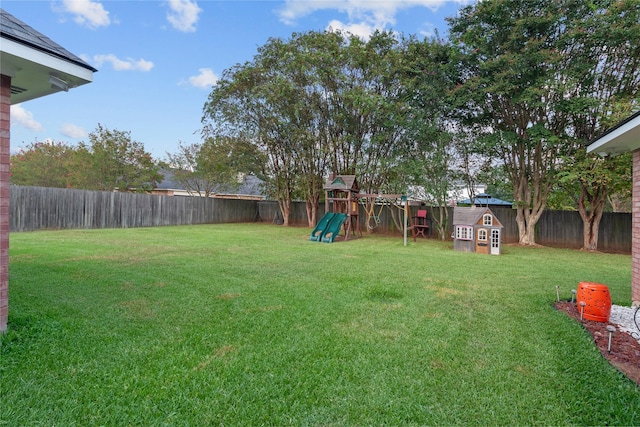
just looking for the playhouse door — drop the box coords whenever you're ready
[490,229,500,255]
[475,228,489,254]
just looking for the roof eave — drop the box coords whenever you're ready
[1,35,95,104]
[587,111,640,156]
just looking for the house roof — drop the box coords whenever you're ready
[213,174,264,198]
[0,8,96,104]
[458,193,512,207]
[156,169,265,198]
[452,206,503,227]
[587,110,640,155]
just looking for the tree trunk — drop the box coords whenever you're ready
[305,201,313,228]
[305,194,319,228]
[577,187,606,252]
[514,203,546,246]
[278,198,291,226]
[515,208,533,245]
[512,167,548,246]
[431,205,449,241]
[582,216,601,252]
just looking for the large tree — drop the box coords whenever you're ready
[397,36,461,239]
[203,50,298,224]
[203,30,414,226]
[259,32,330,226]
[165,142,217,197]
[166,137,264,198]
[448,0,606,246]
[203,55,299,224]
[558,150,632,251]
[558,0,640,251]
[317,31,412,228]
[10,128,163,193]
[199,135,264,191]
[79,124,162,192]
[335,32,407,192]
[10,141,76,188]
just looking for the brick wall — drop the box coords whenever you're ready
[0,74,10,333]
[633,150,640,304]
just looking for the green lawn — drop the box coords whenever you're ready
[2,224,638,426]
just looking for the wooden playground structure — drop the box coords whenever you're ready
[311,174,430,244]
[320,174,361,242]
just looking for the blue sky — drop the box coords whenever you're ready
[5,0,471,159]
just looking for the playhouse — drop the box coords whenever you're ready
[452,206,503,255]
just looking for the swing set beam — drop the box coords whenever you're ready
[358,194,412,246]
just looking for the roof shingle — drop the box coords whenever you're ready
[1,8,96,72]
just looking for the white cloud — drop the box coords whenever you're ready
[166,0,202,32]
[278,0,461,36]
[61,0,110,29]
[93,54,154,72]
[61,123,88,139]
[418,22,438,38]
[186,68,219,88]
[10,105,43,132]
[277,0,330,25]
[326,20,376,40]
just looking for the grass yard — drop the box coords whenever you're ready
[2,223,639,426]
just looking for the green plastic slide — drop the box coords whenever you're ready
[321,213,348,243]
[309,212,336,241]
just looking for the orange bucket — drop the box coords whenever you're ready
[576,282,612,322]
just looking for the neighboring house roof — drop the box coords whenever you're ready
[587,110,640,155]
[213,174,264,199]
[155,169,183,190]
[0,8,97,104]
[155,169,265,199]
[452,206,503,227]
[458,193,512,207]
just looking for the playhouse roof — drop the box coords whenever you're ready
[452,206,503,227]
[324,175,359,192]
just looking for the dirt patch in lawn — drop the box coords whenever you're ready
[555,301,640,386]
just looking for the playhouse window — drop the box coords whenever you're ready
[483,214,493,226]
[455,226,473,240]
[477,229,487,241]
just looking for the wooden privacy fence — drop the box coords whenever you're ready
[259,201,631,253]
[10,186,631,253]
[10,186,258,231]
[478,207,631,253]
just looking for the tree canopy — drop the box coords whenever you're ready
[447,0,640,246]
[10,124,162,193]
[202,30,459,226]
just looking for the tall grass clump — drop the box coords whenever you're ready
[2,224,639,425]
